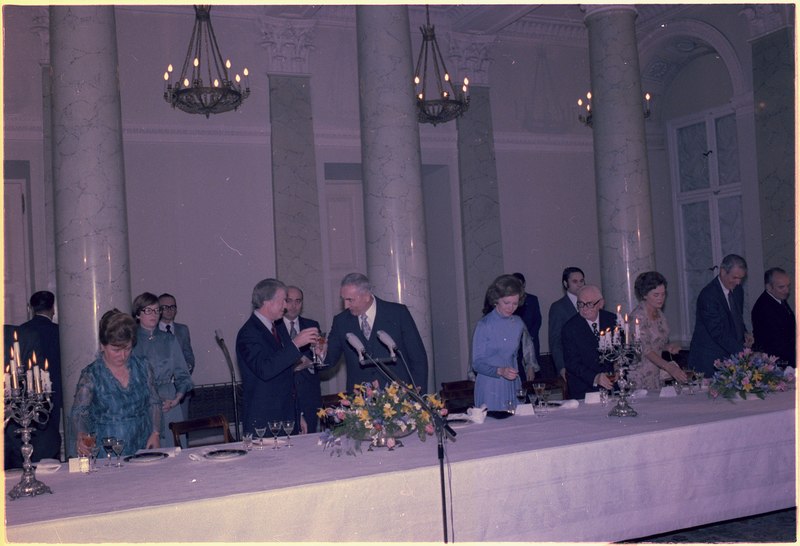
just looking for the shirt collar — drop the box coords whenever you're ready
[568,292,578,309]
[253,310,274,331]
[362,297,377,324]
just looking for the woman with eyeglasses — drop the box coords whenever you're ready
[70,309,162,456]
[628,272,687,390]
[131,292,193,447]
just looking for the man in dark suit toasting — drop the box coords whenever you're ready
[562,285,616,400]
[324,273,428,392]
[236,279,319,436]
[689,254,753,378]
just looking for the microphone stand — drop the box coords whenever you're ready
[361,350,456,543]
[214,331,241,441]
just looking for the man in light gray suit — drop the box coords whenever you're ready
[159,293,196,419]
[548,267,585,379]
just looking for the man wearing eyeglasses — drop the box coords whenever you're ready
[561,285,616,400]
[159,293,195,419]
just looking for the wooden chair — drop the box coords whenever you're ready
[169,414,233,448]
[440,380,475,414]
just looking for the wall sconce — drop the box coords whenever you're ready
[577,91,651,128]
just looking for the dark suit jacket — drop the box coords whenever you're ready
[170,322,195,375]
[277,315,323,433]
[548,294,578,375]
[688,277,746,377]
[562,309,616,400]
[325,297,428,392]
[515,292,542,360]
[235,313,303,434]
[5,316,62,467]
[751,290,795,367]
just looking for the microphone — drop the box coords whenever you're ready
[345,332,366,363]
[376,330,397,360]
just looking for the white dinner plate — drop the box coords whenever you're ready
[204,448,248,461]
[124,451,169,464]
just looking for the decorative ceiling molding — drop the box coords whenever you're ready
[259,16,316,76]
[447,33,496,87]
[739,4,794,41]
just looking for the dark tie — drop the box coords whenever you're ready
[728,291,745,342]
[289,320,298,339]
[360,314,371,339]
[592,322,599,339]
[271,324,282,346]
[782,300,794,316]
[165,324,172,334]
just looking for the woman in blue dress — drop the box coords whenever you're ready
[71,310,162,456]
[472,274,528,411]
[131,292,193,447]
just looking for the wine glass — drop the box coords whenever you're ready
[268,420,283,450]
[599,387,610,407]
[112,438,125,467]
[282,419,295,447]
[78,432,96,455]
[89,444,101,472]
[540,388,551,414]
[516,387,528,405]
[253,423,268,450]
[102,436,116,467]
[533,383,546,410]
[686,370,697,395]
[313,331,328,368]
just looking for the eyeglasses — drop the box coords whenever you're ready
[576,299,601,310]
[160,305,177,311]
[140,307,161,315]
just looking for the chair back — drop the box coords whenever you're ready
[169,414,233,448]
[440,380,475,414]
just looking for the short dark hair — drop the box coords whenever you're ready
[764,267,787,285]
[251,279,287,310]
[483,274,525,314]
[29,291,55,313]
[132,292,159,318]
[562,267,584,286]
[634,271,667,301]
[158,293,176,302]
[340,272,371,293]
[512,272,526,286]
[286,285,304,298]
[720,254,747,273]
[99,309,137,347]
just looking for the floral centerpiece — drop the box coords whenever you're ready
[708,349,792,401]
[317,380,447,456]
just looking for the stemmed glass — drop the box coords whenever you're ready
[539,388,551,414]
[516,387,528,406]
[89,444,101,472]
[268,420,283,450]
[312,331,328,368]
[112,438,125,467]
[282,420,295,447]
[102,436,116,467]
[533,383,546,411]
[253,423,268,450]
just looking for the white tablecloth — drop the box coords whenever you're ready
[5,390,795,542]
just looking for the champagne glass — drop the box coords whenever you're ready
[540,388,551,414]
[102,436,116,467]
[112,438,125,467]
[533,383,546,410]
[268,420,283,450]
[282,419,295,447]
[89,444,101,472]
[253,423,268,450]
[313,331,328,368]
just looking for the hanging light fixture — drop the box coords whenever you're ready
[577,90,651,128]
[413,6,469,126]
[163,5,250,118]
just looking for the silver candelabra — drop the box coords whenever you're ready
[598,338,642,417]
[4,384,54,499]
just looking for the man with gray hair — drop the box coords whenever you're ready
[689,254,754,378]
[236,278,320,435]
[324,272,428,391]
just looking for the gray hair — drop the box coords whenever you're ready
[720,254,747,273]
[340,272,372,293]
[251,278,287,310]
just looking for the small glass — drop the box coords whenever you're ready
[533,383,546,410]
[253,423,267,450]
[268,420,283,450]
[599,388,610,407]
[102,436,116,467]
[282,420,295,447]
[112,438,125,467]
[242,433,253,451]
[313,331,328,368]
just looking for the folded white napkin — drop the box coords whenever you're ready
[584,391,601,405]
[515,403,535,416]
[557,399,579,410]
[448,405,488,424]
[137,447,181,457]
[34,458,61,473]
[660,385,678,397]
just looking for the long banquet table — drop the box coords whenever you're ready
[4,390,795,543]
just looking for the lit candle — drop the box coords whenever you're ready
[26,359,34,394]
[13,331,22,372]
[623,314,630,342]
[4,364,10,397]
[635,317,641,340]
[10,359,18,389]
[42,359,51,393]
[616,305,623,327]
[9,347,17,382]
[32,352,42,393]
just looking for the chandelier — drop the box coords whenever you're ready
[577,90,651,128]
[163,5,250,118]
[413,6,469,126]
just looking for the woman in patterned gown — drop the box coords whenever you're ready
[71,310,161,456]
[629,272,688,390]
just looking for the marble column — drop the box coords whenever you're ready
[355,6,432,390]
[750,26,795,274]
[584,5,655,311]
[50,6,131,455]
[261,17,325,322]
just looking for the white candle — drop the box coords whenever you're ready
[623,314,630,342]
[635,318,641,340]
[26,361,33,394]
[616,305,623,327]
[4,366,10,397]
[13,331,22,372]
[9,359,18,389]
[42,359,51,392]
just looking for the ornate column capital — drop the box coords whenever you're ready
[31,7,50,65]
[581,4,638,24]
[739,5,793,41]
[258,16,316,75]
[447,32,495,87]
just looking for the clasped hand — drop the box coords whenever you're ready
[497,366,519,380]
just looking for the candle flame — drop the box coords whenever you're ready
[9,347,14,359]
[32,351,37,365]
[14,331,18,342]
[45,359,49,371]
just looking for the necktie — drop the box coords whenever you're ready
[728,292,745,342]
[271,323,282,346]
[592,322,599,339]
[783,300,794,316]
[165,324,172,334]
[360,314,371,339]
[289,320,298,339]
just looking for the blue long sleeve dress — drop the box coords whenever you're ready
[472,310,525,411]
